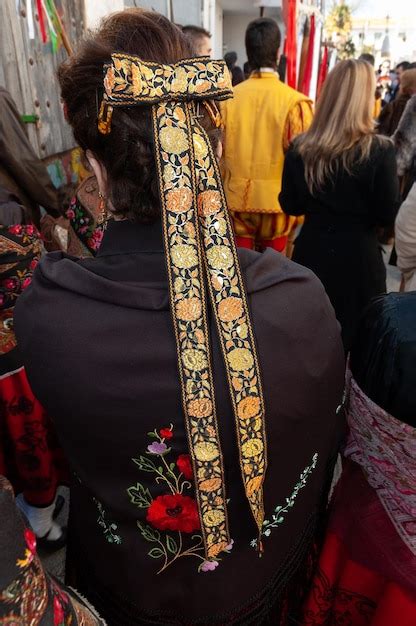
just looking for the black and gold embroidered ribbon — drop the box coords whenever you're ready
[99,54,267,560]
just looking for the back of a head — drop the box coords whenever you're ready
[350,292,416,427]
[359,53,375,67]
[245,18,281,71]
[182,25,211,56]
[396,61,411,72]
[59,10,217,224]
[224,51,237,69]
[400,68,416,95]
[295,59,376,193]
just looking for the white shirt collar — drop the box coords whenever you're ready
[259,67,279,75]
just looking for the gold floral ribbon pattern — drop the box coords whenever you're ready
[99,54,267,560]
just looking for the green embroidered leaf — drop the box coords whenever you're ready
[137,521,161,543]
[147,432,158,438]
[127,483,152,508]
[169,463,176,471]
[166,535,178,554]
[148,547,164,559]
[133,455,157,472]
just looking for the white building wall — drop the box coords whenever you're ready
[214,2,224,58]
[223,8,283,67]
[222,13,252,66]
[84,0,124,29]
[123,0,202,26]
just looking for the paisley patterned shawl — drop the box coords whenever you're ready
[345,371,416,556]
[98,55,268,562]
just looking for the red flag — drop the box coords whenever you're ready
[36,0,48,43]
[301,14,315,96]
[316,45,329,99]
[285,0,298,88]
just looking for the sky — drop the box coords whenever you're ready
[353,0,415,21]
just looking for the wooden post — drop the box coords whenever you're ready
[260,6,265,17]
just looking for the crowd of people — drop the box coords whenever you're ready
[0,7,415,626]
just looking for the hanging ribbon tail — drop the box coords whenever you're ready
[317,45,329,98]
[286,0,298,88]
[99,54,268,561]
[301,14,315,96]
[41,0,58,51]
[36,0,48,43]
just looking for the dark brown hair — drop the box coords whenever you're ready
[245,18,281,71]
[59,9,218,223]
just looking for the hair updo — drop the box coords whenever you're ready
[58,9,219,223]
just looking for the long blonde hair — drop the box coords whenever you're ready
[295,59,378,194]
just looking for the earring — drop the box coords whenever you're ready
[97,191,109,229]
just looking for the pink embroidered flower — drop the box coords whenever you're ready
[87,229,104,251]
[0,293,4,307]
[200,560,219,572]
[8,225,23,236]
[147,442,168,455]
[404,521,416,533]
[25,225,35,236]
[22,277,32,290]
[160,427,173,440]
[53,595,65,625]
[225,539,234,551]
[29,258,39,271]
[66,208,75,220]
[3,278,19,292]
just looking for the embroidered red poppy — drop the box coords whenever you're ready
[160,427,173,440]
[176,454,193,479]
[147,494,200,533]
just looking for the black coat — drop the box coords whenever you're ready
[15,220,344,625]
[280,138,400,351]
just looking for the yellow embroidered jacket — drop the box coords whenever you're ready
[221,73,313,219]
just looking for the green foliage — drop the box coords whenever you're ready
[325,2,356,60]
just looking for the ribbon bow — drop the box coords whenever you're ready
[99,54,267,561]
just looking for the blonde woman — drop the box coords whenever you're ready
[280,59,400,350]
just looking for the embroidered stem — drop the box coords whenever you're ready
[251,453,319,548]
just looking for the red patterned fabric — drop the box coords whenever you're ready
[0,224,68,505]
[0,367,68,506]
[301,460,416,625]
[302,533,416,626]
[346,373,416,556]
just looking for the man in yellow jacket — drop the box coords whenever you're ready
[221,18,313,252]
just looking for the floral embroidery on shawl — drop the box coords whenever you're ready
[0,477,104,625]
[251,454,318,548]
[2,528,71,625]
[0,225,42,311]
[127,425,233,574]
[345,373,416,555]
[93,498,122,544]
[66,196,104,254]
